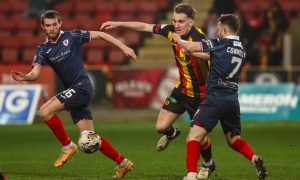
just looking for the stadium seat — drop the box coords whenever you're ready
[1,36,22,48]
[21,34,45,48]
[74,0,96,15]
[86,49,104,64]
[53,1,74,15]
[1,48,19,64]
[62,18,81,31]
[108,49,127,64]
[22,48,36,64]
[95,0,116,15]
[116,0,137,14]
[17,18,38,32]
[122,30,141,46]
[0,1,11,15]
[113,13,135,22]
[0,19,17,31]
[137,0,159,14]
[137,13,155,24]
[8,0,28,13]
[79,18,99,30]
[86,40,110,50]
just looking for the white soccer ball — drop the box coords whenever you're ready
[78,130,101,154]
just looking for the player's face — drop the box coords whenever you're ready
[172,12,194,36]
[41,18,62,41]
[216,22,226,39]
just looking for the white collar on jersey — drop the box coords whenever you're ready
[224,35,240,40]
[46,30,64,43]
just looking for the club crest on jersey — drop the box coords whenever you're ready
[63,39,69,46]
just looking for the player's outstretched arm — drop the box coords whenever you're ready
[100,21,154,32]
[191,52,210,60]
[11,65,42,82]
[172,33,203,53]
[90,31,137,60]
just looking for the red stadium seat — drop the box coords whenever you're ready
[86,49,104,64]
[53,1,74,15]
[79,18,100,30]
[17,18,38,32]
[113,13,135,22]
[95,0,116,15]
[8,0,28,13]
[108,49,127,64]
[1,36,22,48]
[74,0,96,14]
[122,30,141,46]
[137,13,155,24]
[21,34,45,48]
[86,40,109,49]
[0,19,17,31]
[1,48,19,64]
[0,1,12,15]
[22,48,36,64]
[137,0,159,14]
[116,0,137,14]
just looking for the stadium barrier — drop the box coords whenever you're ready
[0,85,42,125]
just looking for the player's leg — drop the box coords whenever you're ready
[156,109,181,151]
[39,95,77,167]
[184,125,207,180]
[183,97,216,178]
[198,136,215,179]
[156,93,184,151]
[74,109,133,179]
[222,100,267,180]
[185,102,219,180]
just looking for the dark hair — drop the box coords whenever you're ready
[218,14,240,33]
[40,10,61,25]
[174,3,197,19]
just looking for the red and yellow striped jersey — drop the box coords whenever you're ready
[153,24,209,99]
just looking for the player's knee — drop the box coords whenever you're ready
[39,107,51,121]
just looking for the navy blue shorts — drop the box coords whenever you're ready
[56,82,93,124]
[162,88,202,120]
[192,98,241,135]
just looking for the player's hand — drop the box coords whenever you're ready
[100,21,119,31]
[172,33,181,43]
[11,71,26,82]
[122,47,137,61]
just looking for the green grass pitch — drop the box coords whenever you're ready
[0,119,300,180]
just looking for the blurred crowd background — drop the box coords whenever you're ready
[0,0,299,67]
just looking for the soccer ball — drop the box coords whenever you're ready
[78,130,101,154]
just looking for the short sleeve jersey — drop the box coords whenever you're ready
[153,24,209,99]
[33,29,91,89]
[199,36,246,101]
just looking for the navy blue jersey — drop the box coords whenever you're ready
[200,36,246,101]
[33,29,91,89]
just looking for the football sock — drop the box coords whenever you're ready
[231,138,255,161]
[119,158,128,168]
[200,137,212,163]
[165,126,175,137]
[45,114,71,146]
[99,136,125,164]
[186,140,200,173]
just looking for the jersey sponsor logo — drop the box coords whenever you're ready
[0,85,42,125]
[63,39,69,46]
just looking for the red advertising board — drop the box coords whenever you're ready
[0,64,55,104]
[112,68,166,108]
